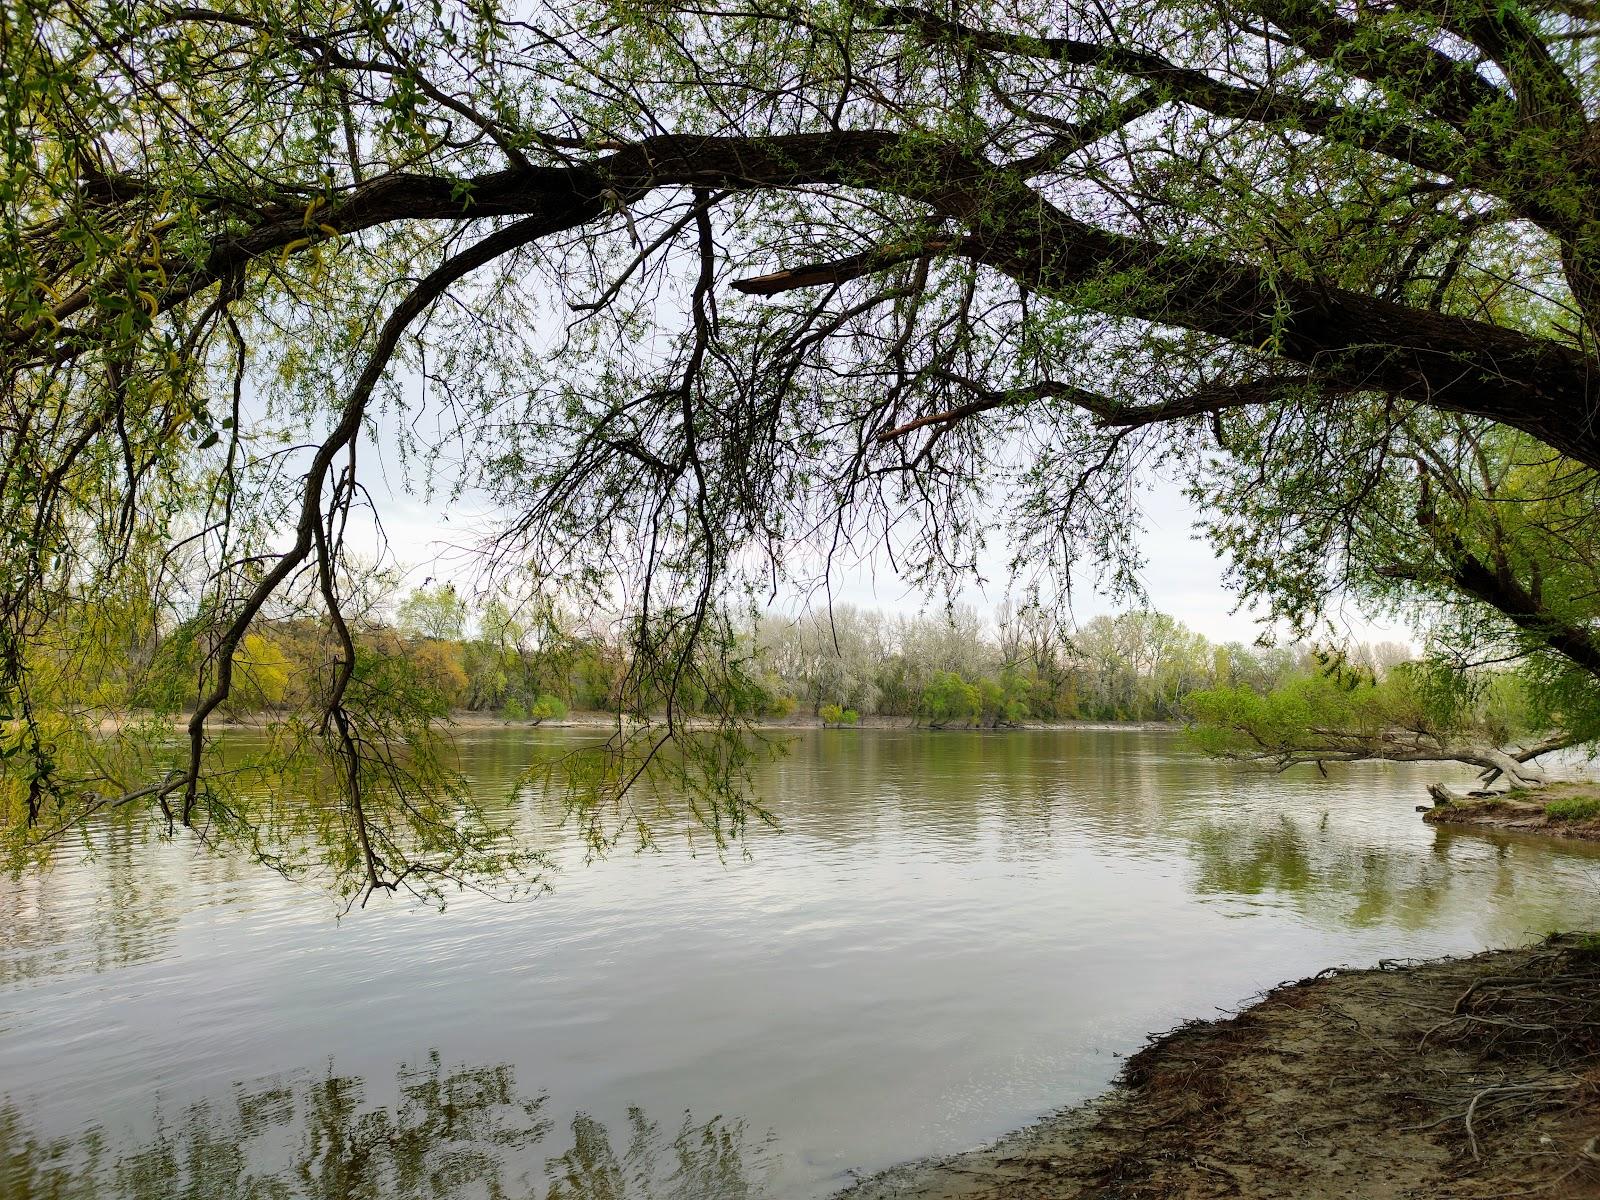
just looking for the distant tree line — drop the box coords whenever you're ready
[751,603,1410,726]
[120,585,624,722]
[83,585,1422,730]
[33,571,1421,731]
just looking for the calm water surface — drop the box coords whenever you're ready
[3,728,1599,1199]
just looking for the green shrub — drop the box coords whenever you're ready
[919,671,981,728]
[1546,795,1600,822]
[530,694,568,723]
[820,702,857,726]
[979,674,1030,727]
[502,696,527,721]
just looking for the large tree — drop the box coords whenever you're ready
[5,0,1599,895]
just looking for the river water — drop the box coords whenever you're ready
[3,727,1598,1199]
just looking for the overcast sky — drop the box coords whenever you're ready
[351,417,1409,648]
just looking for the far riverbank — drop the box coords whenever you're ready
[164,708,1183,735]
[443,709,1182,733]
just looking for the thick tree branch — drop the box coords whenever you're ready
[874,5,1475,181]
[1409,461,1600,681]
[23,131,1600,474]
[1243,0,1511,127]
[1439,551,1600,680]
[1219,728,1553,787]
[1390,0,1585,127]
[873,378,1102,441]
[732,237,974,295]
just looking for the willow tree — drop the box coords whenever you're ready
[1191,412,1600,784]
[4,0,1599,896]
[1188,658,1574,793]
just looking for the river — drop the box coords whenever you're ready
[3,727,1598,1199]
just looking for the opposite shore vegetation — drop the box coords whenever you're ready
[159,584,1600,819]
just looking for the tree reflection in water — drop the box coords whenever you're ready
[0,1052,773,1200]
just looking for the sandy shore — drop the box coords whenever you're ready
[100,709,1182,735]
[440,710,1181,734]
[839,936,1600,1199]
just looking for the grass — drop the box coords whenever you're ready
[1544,794,1600,822]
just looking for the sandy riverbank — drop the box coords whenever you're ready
[840,935,1600,1199]
[440,710,1182,734]
[106,710,1182,735]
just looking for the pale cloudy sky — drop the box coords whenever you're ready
[352,418,1408,648]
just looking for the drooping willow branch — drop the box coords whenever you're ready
[178,214,569,832]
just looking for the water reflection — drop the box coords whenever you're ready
[4,729,1599,1200]
[1187,812,1465,928]
[0,1053,771,1200]
[0,822,180,990]
[1185,799,1600,931]
[547,1109,769,1200]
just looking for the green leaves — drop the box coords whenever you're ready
[1185,650,1552,775]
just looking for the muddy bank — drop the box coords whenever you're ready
[1424,783,1600,843]
[840,936,1600,1200]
